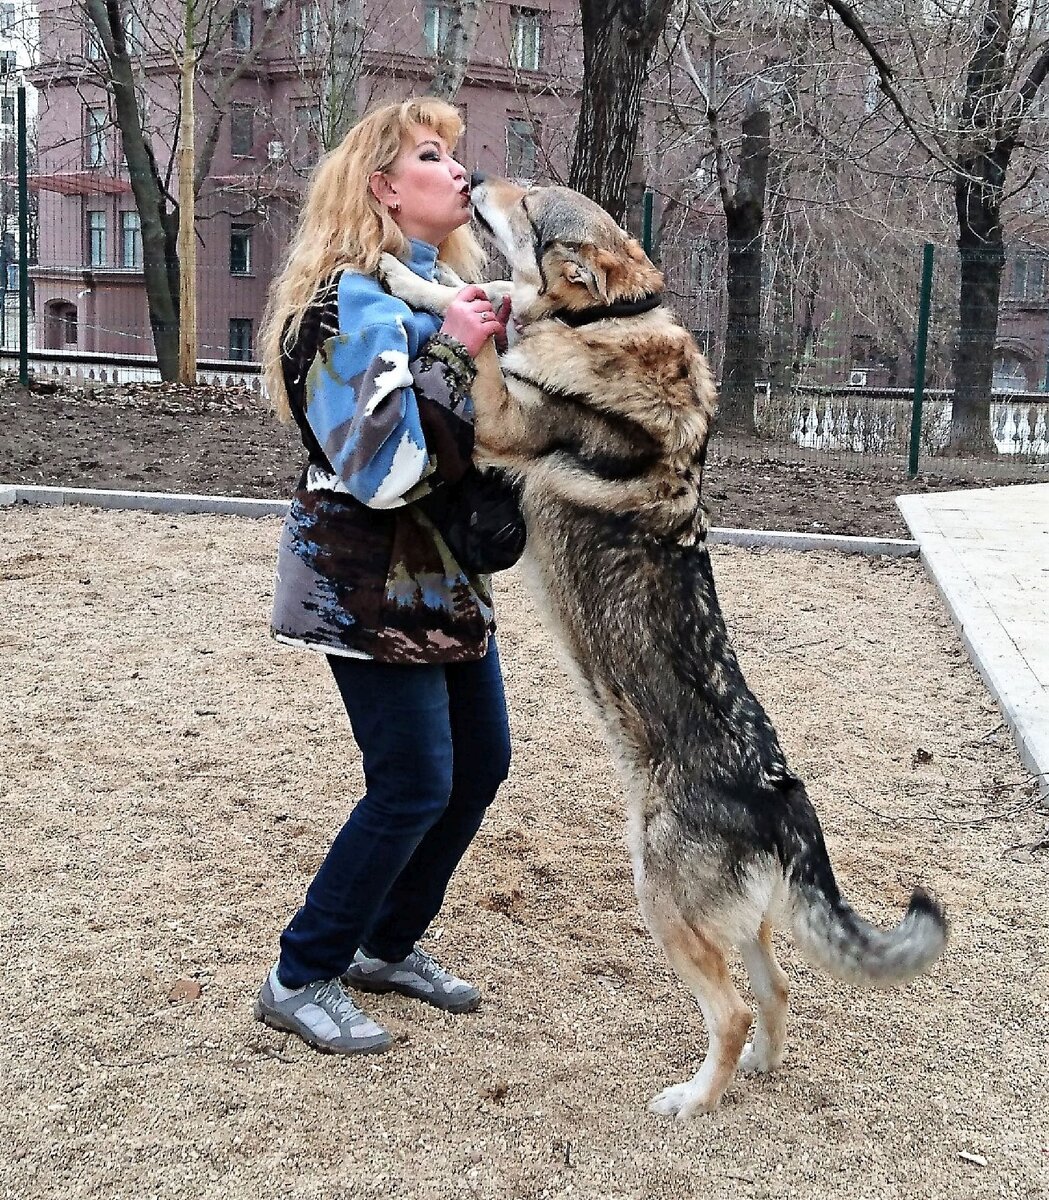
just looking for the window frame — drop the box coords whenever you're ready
[229,317,254,361]
[85,105,107,168]
[294,102,322,166]
[231,2,253,50]
[229,223,253,275]
[88,209,107,268]
[120,210,142,268]
[423,0,452,56]
[230,106,254,157]
[506,116,539,181]
[510,7,542,71]
[297,1,321,55]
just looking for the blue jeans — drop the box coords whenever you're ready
[276,639,511,989]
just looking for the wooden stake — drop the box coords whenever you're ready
[177,1,197,386]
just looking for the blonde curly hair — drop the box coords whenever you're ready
[260,97,485,420]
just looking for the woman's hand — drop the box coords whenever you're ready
[441,286,505,359]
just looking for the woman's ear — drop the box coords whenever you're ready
[369,171,400,213]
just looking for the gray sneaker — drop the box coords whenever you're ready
[343,946,481,1013]
[253,966,393,1055]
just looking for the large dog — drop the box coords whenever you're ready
[379,177,947,1119]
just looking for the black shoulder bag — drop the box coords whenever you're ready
[419,466,527,575]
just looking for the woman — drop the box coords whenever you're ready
[255,98,514,1055]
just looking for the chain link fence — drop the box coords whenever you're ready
[658,232,1049,477]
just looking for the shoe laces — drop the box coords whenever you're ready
[408,948,450,983]
[315,979,364,1024]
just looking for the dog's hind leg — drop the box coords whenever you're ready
[738,921,789,1074]
[643,904,753,1119]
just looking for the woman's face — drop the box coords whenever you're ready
[371,124,472,247]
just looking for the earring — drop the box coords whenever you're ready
[390,200,400,213]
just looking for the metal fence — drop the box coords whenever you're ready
[7,78,1049,481]
[656,227,1049,477]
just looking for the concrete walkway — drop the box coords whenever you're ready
[898,483,1049,798]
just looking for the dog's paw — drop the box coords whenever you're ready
[377,252,412,287]
[434,262,466,288]
[738,1041,782,1075]
[648,1080,718,1120]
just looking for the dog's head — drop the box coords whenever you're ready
[471,177,664,324]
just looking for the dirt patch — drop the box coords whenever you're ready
[3,377,1044,537]
[2,506,1045,1199]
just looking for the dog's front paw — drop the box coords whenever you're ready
[648,1079,719,1121]
[377,252,413,288]
[434,262,466,288]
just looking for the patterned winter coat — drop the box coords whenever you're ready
[270,239,495,664]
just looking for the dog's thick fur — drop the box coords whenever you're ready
[379,178,947,1119]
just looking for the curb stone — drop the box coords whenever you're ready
[1,483,920,557]
[898,488,1049,799]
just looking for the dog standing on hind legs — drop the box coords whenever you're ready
[377,175,949,1119]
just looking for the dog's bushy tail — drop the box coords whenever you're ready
[781,782,948,986]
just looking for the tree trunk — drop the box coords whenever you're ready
[427,0,481,101]
[177,30,197,385]
[719,108,770,432]
[949,1,1014,455]
[569,0,675,222]
[952,210,1004,453]
[86,0,179,379]
[765,163,795,405]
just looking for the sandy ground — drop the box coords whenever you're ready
[2,506,1046,1200]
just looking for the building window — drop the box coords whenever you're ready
[423,1,452,55]
[85,21,104,60]
[294,102,322,165]
[121,210,141,268]
[1011,255,1046,301]
[230,107,254,156]
[229,318,253,360]
[0,50,17,75]
[124,8,141,53]
[864,65,880,115]
[1,4,16,32]
[0,96,13,126]
[231,3,253,50]
[85,105,107,167]
[510,7,542,71]
[506,117,539,180]
[230,224,252,274]
[298,2,320,54]
[88,210,107,267]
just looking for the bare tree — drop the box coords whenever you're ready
[570,0,676,222]
[67,0,291,377]
[821,0,1049,452]
[672,12,773,427]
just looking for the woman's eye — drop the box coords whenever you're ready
[421,151,440,162]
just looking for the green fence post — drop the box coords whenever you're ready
[642,189,653,257]
[908,243,934,478]
[17,85,29,387]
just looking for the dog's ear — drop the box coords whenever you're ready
[555,244,611,304]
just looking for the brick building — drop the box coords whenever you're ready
[27,0,579,361]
